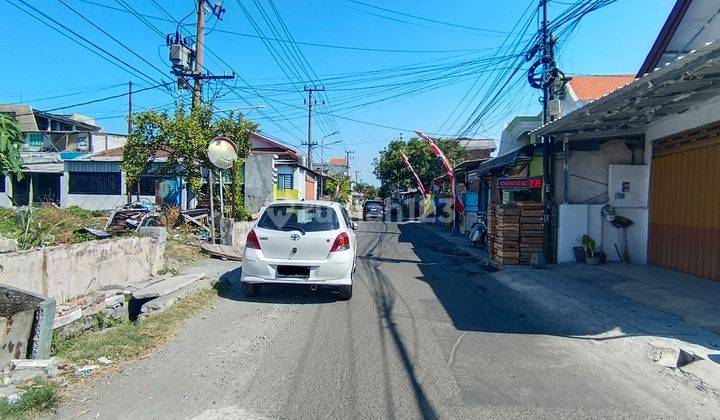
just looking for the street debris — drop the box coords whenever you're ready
[74,365,98,378]
[105,201,161,234]
[74,227,111,239]
[200,243,243,261]
[96,357,113,366]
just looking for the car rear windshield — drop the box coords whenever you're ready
[257,205,340,232]
[365,200,383,207]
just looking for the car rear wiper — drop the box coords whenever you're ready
[281,224,306,235]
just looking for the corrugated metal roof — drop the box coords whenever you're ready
[534,39,720,139]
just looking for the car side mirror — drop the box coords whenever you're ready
[351,222,359,230]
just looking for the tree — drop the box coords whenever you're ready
[373,137,468,197]
[353,181,378,198]
[0,113,25,180]
[325,176,351,203]
[122,103,258,194]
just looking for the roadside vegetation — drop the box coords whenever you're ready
[0,380,60,419]
[52,287,220,365]
[0,206,107,250]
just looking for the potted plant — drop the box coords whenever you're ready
[578,234,601,265]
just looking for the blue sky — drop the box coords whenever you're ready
[1,0,674,185]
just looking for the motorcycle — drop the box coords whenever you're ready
[468,213,487,248]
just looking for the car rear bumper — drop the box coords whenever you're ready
[240,248,353,286]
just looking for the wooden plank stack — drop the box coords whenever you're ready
[517,202,544,264]
[492,205,520,265]
[487,203,497,251]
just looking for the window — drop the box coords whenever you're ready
[277,174,293,190]
[69,172,121,195]
[257,205,339,232]
[130,176,160,196]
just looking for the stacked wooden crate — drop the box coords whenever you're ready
[518,202,544,264]
[487,203,497,252]
[492,205,520,265]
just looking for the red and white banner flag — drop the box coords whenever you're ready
[400,151,427,196]
[415,130,465,213]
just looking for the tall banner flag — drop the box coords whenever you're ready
[400,151,427,195]
[415,130,465,214]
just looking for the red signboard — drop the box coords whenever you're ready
[497,177,542,190]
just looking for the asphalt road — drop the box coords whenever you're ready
[58,221,720,419]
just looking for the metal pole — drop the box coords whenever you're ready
[208,169,216,243]
[563,134,569,204]
[231,164,237,219]
[218,170,224,218]
[192,0,204,109]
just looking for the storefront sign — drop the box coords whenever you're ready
[497,177,542,190]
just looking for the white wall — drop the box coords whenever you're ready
[0,175,11,207]
[276,164,306,199]
[0,236,164,302]
[557,203,648,264]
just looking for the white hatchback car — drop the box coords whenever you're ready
[240,200,358,300]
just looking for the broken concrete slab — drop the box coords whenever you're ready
[201,244,243,261]
[680,359,720,391]
[11,358,57,376]
[74,365,98,378]
[53,307,82,329]
[138,277,215,321]
[132,273,206,300]
[3,368,45,386]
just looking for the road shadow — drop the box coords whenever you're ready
[390,223,720,350]
[216,267,342,305]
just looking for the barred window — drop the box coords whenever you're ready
[69,172,121,195]
[277,174,293,190]
[130,176,160,196]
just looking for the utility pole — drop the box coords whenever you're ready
[354,170,361,184]
[540,0,554,263]
[126,81,133,205]
[192,0,205,109]
[304,87,325,167]
[345,150,354,178]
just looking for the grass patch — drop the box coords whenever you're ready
[0,380,60,418]
[52,288,218,364]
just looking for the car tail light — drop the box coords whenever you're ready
[330,232,350,252]
[246,230,261,250]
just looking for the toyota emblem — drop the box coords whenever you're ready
[290,233,301,241]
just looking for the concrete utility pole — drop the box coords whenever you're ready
[354,170,360,184]
[540,0,554,263]
[304,87,325,167]
[192,0,205,109]
[345,150,354,178]
[126,80,133,205]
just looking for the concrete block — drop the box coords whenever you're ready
[3,368,44,385]
[132,273,206,299]
[138,277,215,321]
[0,237,17,253]
[53,307,82,330]
[0,310,35,372]
[11,359,57,377]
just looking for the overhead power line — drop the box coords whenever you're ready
[11,82,172,117]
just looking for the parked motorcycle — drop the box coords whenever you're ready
[468,213,487,248]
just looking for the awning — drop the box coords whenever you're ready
[22,162,64,173]
[454,158,491,173]
[534,39,720,140]
[476,143,542,176]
